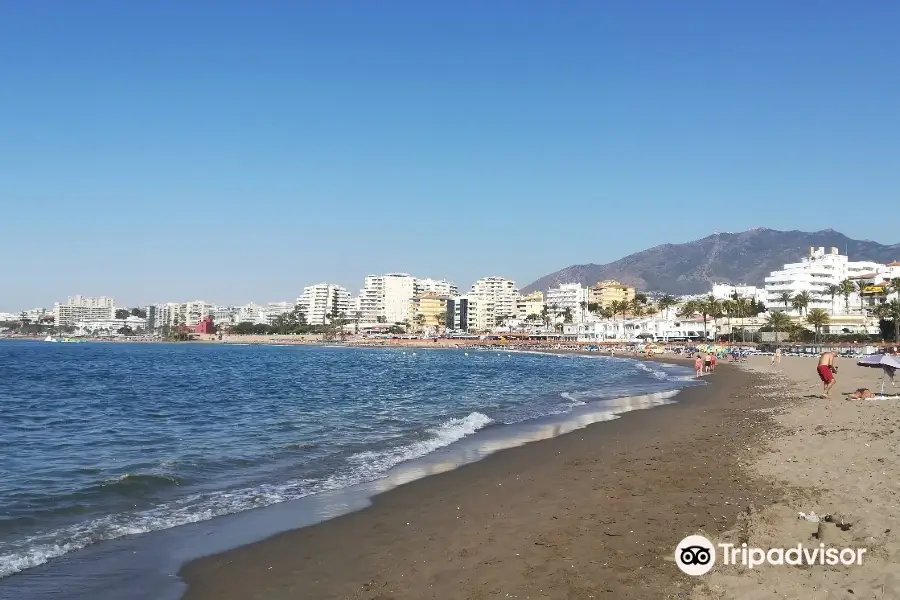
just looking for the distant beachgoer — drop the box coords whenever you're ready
[709,353,717,372]
[695,354,703,377]
[817,351,838,397]
[703,353,712,374]
[771,347,782,365]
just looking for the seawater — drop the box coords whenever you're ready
[0,341,698,593]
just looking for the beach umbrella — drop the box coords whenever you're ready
[857,353,900,393]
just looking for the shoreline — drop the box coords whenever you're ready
[179,360,779,599]
[0,348,699,600]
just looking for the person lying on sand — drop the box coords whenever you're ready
[847,388,875,400]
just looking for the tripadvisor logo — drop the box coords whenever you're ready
[675,535,866,575]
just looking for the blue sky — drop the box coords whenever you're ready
[2,2,898,309]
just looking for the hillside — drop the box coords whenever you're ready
[521,228,900,296]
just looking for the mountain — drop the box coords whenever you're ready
[521,228,900,296]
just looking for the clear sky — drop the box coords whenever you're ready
[2,2,898,309]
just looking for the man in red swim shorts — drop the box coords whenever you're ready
[817,351,838,397]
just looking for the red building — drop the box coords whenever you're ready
[189,316,216,335]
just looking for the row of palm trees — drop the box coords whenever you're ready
[776,278,900,317]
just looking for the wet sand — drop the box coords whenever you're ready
[180,362,782,599]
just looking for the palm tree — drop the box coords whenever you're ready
[353,310,362,334]
[614,300,629,320]
[791,291,814,317]
[778,291,793,311]
[657,295,677,321]
[628,298,644,317]
[878,300,900,343]
[540,305,551,329]
[722,299,736,342]
[698,296,720,341]
[579,301,588,323]
[824,284,841,315]
[806,308,830,343]
[765,311,792,342]
[435,313,446,335]
[839,279,855,313]
[854,280,868,316]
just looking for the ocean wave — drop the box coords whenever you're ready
[0,413,492,580]
[345,412,492,479]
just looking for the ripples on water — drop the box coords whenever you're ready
[0,341,694,578]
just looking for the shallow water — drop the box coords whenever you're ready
[0,341,696,586]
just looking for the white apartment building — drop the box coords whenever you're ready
[297,283,351,325]
[414,278,458,297]
[545,283,589,323]
[233,302,268,325]
[470,276,518,322]
[764,247,885,315]
[359,273,416,324]
[76,315,147,335]
[711,283,764,303]
[452,292,495,332]
[54,296,116,326]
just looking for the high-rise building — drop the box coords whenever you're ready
[297,283,351,325]
[358,273,416,324]
[414,278,458,297]
[54,296,116,326]
[470,276,518,322]
[546,284,589,323]
[452,292,495,332]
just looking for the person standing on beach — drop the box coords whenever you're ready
[703,352,712,374]
[817,351,838,397]
[771,347,782,365]
[695,354,703,377]
[709,352,717,372]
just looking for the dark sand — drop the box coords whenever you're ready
[181,364,777,600]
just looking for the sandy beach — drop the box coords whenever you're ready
[691,355,900,600]
[180,359,784,599]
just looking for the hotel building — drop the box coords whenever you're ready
[470,277,518,322]
[545,284,589,323]
[764,247,884,315]
[414,278,458,297]
[297,283,351,325]
[54,295,116,326]
[359,273,416,324]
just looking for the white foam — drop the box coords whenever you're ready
[346,412,492,479]
[0,413,493,580]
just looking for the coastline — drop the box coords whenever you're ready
[179,361,779,599]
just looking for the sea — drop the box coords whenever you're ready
[0,341,700,599]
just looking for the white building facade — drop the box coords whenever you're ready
[711,283,765,304]
[764,247,885,315]
[297,283,351,325]
[414,278,458,297]
[470,277,518,322]
[358,273,416,324]
[545,284,589,323]
[54,296,116,326]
